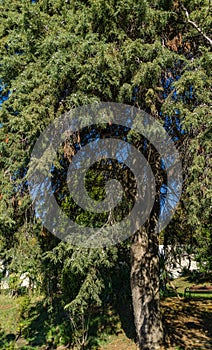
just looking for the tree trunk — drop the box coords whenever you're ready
[131,228,163,350]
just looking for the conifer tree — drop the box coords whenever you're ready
[0,1,211,349]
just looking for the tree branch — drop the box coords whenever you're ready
[181,3,212,47]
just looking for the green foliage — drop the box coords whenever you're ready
[195,227,212,272]
[160,1,211,272]
[0,0,211,348]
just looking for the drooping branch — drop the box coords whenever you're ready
[181,3,212,47]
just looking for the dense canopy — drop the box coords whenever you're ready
[0,1,211,349]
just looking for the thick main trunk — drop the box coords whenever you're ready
[131,229,163,350]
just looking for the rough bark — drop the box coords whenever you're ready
[131,228,163,350]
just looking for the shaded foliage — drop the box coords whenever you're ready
[0,0,211,349]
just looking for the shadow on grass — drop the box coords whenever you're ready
[182,270,212,284]
[21,297,72,348]
[110,258,136,343]
[162,297,212,349]
[21,300,49,346]
[113,298,136,341]
[86,306,122,349]
[21,297,129,350]
[0,330,16,349]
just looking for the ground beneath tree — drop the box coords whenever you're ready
[0,295,211,349]
[99,298,212,350]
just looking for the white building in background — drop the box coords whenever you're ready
[1,246,198,291]
[159,245,198,278]
[19,273,30,288]
[0,260,30,290]
[0,259,9,289]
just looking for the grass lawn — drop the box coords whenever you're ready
[0,275,211,349]
[172,274,212,298]
[98,332,137,350]
[0,293,41,349]
[0,293,19,334]
[100,275,212,349]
